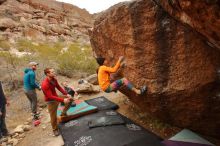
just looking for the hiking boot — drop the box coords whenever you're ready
[53,130,60,137]
[140,85,147,95]
[32,112,40,119]
[71,102,76,107]
[2,131,9,137]
[33,114,40,121]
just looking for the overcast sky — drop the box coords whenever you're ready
[56,0,131,14]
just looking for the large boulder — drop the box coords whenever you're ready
[89,0,220,138]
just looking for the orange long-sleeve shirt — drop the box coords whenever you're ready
[98,60,121,91]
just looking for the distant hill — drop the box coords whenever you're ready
[0,0,93,43]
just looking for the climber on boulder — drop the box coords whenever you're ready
[96,56,147,95]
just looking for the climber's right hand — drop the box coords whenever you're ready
[119,56,124,63]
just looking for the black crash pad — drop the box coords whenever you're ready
[88,112,125,128]
[59,110,163,146]
[85,96,119,110]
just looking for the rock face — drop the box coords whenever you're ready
[89,0,220,138]
[0,0,6,4]
[0,0,93,42]
[155,0,220,50]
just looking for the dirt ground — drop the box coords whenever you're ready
[4,76,220,146]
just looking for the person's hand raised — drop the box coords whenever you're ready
[119,56,124,63]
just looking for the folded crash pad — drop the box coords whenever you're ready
[59,110,163,146]
[162,140,214,146]
[85,96,119,110]
[162,129,215,146]
[57,99,98,123]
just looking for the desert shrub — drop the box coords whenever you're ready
[36,42,63,59]
[0,51,23,67]
[0,52,25,90]
[0,40,11,51]
[1,40,97,83]
[57,43,97,77]
[16,39,37,52]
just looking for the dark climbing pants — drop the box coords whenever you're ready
[0,105,8,137]
[24,90,38,114]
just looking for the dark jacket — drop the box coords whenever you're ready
[23,68,40,91]
[0,81,6,110]
[64,86,75,97]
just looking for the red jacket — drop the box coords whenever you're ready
[41,77,67,102]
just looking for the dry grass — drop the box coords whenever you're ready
[0,40,98,92]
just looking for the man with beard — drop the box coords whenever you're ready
[41,68,72,136]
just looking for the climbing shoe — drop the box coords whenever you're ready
[53,130,60,137]
[140,85,147,95]
[33,119,41,126]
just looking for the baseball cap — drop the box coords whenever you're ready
[29,61,39,66]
